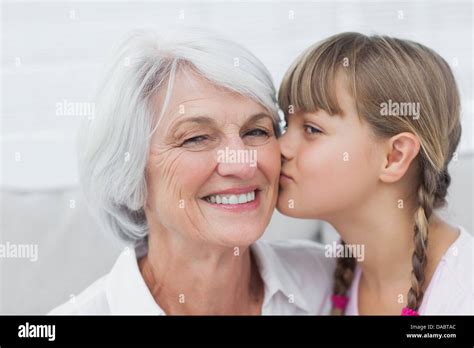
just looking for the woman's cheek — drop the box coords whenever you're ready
[176,154,220,207]
[152,151,213,207]
[257,140,281,181]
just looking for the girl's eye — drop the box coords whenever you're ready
[182,135,209,146]
[244,128,269,137]
[304,125,322,135]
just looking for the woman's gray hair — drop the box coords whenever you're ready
[77,28,280,244]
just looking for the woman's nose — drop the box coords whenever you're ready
[216,139,257,180]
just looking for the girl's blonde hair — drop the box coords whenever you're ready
[278,32,461,314]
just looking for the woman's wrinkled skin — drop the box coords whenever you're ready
[139,68,280,314]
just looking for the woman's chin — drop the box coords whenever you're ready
[211,226,265,248]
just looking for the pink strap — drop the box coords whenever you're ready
[401,307,420,316]
[332,293,420,315]
[331,295,349,310]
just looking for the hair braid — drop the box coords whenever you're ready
[331,242,356,315]
[407,166,437,310]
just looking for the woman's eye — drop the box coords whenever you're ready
[304,125,322,135]
[244,128,269,137]
[182,135,209,145]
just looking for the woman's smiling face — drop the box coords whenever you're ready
[145,69,280,248]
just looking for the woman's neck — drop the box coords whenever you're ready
[138,225,264,315]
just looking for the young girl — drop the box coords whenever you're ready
[277,32,473,315]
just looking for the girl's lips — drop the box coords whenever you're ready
[279,172,294,183]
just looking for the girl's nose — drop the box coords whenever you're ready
[279,128,295,162]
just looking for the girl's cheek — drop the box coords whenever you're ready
[299,140,339,178]
[298,137,363,192]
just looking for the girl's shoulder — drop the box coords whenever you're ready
[422,226,473,315]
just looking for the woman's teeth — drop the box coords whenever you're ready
[205,191,256,205]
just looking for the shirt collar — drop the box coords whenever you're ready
[106,245,165,315]
[250,240,314,313]
[106,241,315,315]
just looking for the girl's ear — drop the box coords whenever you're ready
[379,132,421,183]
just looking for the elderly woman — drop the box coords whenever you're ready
[50,29,334,315]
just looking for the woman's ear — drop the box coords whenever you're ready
[379,132,421,183]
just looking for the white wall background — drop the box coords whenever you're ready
[0,0,472,314]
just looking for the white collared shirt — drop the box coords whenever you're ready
[49,239,336,315]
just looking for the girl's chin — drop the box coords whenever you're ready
[276,202,297,217]
[277,199,317,219]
